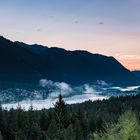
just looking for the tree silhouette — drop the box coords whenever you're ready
[54,94,68,140]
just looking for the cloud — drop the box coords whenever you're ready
[96,80,109,86]
[39,79,109,98]
[99,22,104,25]
[36,28,41,32]
[39,79,53,88]
[74,20,79,24]
[48,15,54,19]
[39,79,72,98]
[1,79,140,110]
[83,84,96,94]
[2,93,108,111]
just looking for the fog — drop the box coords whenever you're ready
[1,79,140,110]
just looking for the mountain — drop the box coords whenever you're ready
[0,36,140,88]
[15,41,47,54]
[0,36,43,88]
[132,71,140,78]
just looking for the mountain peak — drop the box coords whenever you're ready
[0,36,9,42]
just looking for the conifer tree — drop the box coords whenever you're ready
[0,132,3,140]
[54,94,68,129]
[53,94,68,140]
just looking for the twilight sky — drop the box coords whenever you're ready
[0,0,140,70]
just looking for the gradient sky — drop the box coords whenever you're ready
[0,0,140,70]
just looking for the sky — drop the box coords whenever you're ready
[0,0,140,70]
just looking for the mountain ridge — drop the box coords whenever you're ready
[132,71,140,78]
[0,36,140,87]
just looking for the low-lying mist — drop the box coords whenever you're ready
[1,79,140,110]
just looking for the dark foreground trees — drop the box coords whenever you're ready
[1,94,140,139]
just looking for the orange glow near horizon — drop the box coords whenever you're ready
[119,59,140,71]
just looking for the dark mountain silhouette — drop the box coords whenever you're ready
[0,36,140,88]
[132,71,140,78]
[0,36,43,88]
[15,41,47,54]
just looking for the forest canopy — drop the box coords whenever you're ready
[0,94,140,140]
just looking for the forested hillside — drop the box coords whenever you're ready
[0,95,140,140]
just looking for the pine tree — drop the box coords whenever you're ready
[74,118,84,140]
[28,123,46,140]
[0,105,7,139]
[54,94,68,129]
[53,94,68,140]
[47,119,58,140]
[64,124,75,140]
[15,130,27,140]
[75,109,88,139]
[40,110,52,132]
[0,132,3,140]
